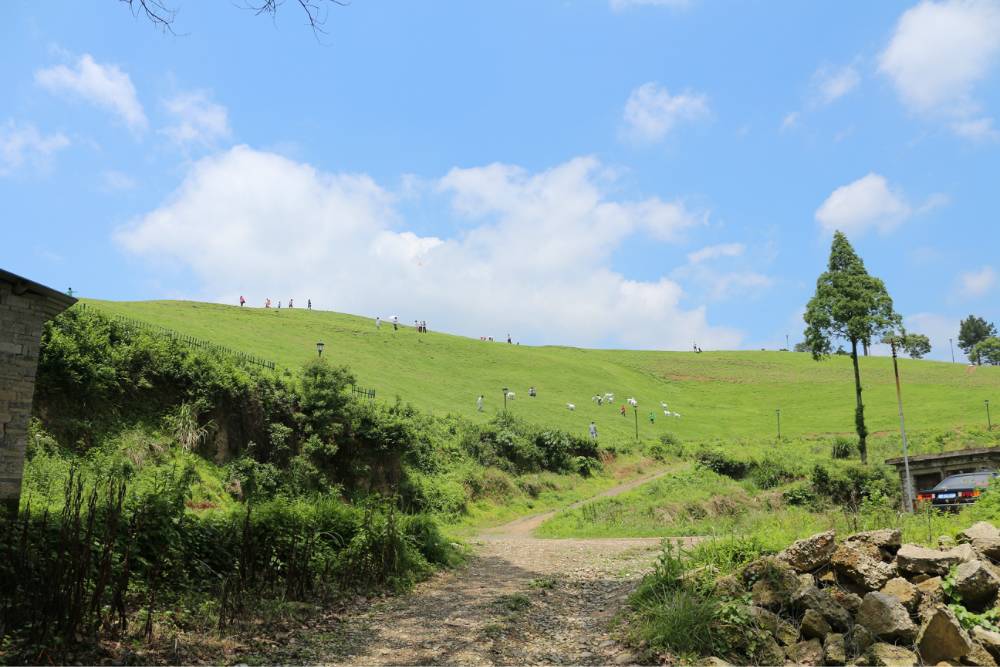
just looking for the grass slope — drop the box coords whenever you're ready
[85,299,999,446]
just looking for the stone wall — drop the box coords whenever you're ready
[0,275,74,515]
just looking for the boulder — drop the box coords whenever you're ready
[828,587,863,614]
[953,560,1000,607]
[750,606,798,646]
[916,576,946,623]
[785,638,823,666]
[896,543,962,576]
[865,643,918,666]
[713,574,745,598]
[917,605,973,664]
[780,531,837,573]
[950,543,977,563]
[845,625,875,658]
[800,608,831,640]
[957,522,1000,560]
[744,557,800,610]
[847,528,902,553]
[880,577,920,612]
[832,542,896,591]
[974,627,1000,661]
[755,634,785,666]
[793,585,851,631]
[962,641,998,667]
[824,633,847,666]
[856,592,917,642]
[940,535,958,548]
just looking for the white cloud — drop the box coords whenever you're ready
[815,173,911,235]
[905,312,962,361]
[811,64,860,106]
[100,169,136,191]
[951,116,1000,141]
[622,82,709,144]
[780,111,800,132]
[116,147,739,350]
[35,54,147,131]
[162,91,231,147]
[687,243,744,264]
[0,120,70,176]
[610,0,690,10]
[880,0,1000,138]
[959,265,997,297]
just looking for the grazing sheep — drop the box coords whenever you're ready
[627,397,638,407]
[660,402,668,409]
[506,391,516,400]
[566,403,576,411]
[604,393,614,402]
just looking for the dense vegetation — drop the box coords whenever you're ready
[2,307,611,662]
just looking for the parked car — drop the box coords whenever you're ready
[916,471,997,509]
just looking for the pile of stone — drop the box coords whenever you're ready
[714,522,1000,666]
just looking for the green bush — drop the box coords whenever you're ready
[695,449,750,479]
[810,463,897,509]
[749,457,797,490]
[830,436,856,460]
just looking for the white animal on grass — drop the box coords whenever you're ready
[567,403,575,411]
[663,410,682,418]
[592,395,601,403]
[604,393,614,401]
[660,402,668,409]
[506,391,516,400]
[627,397,638,407]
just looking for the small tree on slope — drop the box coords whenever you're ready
[959,315,997,365]
[803,231,900,464]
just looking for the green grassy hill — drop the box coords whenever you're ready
[83,299,999,448]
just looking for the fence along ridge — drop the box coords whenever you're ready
[76,302,276,371]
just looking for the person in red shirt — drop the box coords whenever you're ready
[239,295,245,307]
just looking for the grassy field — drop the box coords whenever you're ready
[84,299,999,447]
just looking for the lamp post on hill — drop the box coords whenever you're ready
[988,400,993,431]
[775,408,781,442]
[633,403,639,442]
[502,387,509,413]
[316,341,325,358]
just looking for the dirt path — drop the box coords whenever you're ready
[302,470,685,666]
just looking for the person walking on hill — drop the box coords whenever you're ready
[507,333,512,344]
[307,299,312,310]
[265,298,271,308]
[589,422,598,440]
[289,298,294,308]
[648,411,655,424]
[620,405,626,417]
[376,316,381,329]
[392,315,399,331]
[239,295,246,307]
[477,395,484,412]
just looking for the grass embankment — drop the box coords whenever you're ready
[86,299,999,446]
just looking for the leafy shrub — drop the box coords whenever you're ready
[810,463,897,509]
[695,450,750,479]
[749,457,797,489]
[781,481,816,506]
[831,436,856,459]
[461,467,516,502]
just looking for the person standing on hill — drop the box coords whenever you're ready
[289,298,294,308]
[376,316,381,329]
[477,395,484,412]
[239,295,246,307]
[589,422,598,440]
[392,315,399,331]
[620,405,626,417]
[648,411,655,424]
[265,298,271,308]
[307,299,312,310]
[507,333,512,344]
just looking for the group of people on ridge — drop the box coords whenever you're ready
[240,296,311,310]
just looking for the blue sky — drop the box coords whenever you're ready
[2,1,998,359]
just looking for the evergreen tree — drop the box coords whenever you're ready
[958,315,997,364]
[803,231,899,464]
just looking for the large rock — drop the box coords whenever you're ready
[917,605,973,664]
[793,584,851,631]
[780,531,837,573]
[831,542,895,591]
[880,577,920,612]
[755,634,785,666]
[896,543,962,576]
[828,587,862,614]
[951,543,978,563]
[958,522,1000,560]
[973,626,1000,661]
[866,643,918,666]
[800,608,831,640]
[750,606,798,646]
[847,528,902,552]
[856,592,917,642]
[713,574,744,598]
[953,560,1000,607]
[824,633,846,666]
[785,638,823,666]
[963,641,998,667]
[845,625,875,658]
[744,558,801,610]
[915,576,946,623]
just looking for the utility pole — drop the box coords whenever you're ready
[890,339,914,513]
[950,338,955,363]
[502,386,508,413]
[988,400,993,431]
[776,408,781,441]
[634,405,639,441]
[785,334,790,350]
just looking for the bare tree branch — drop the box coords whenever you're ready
[118,0,349,35]
[119,0,178,34]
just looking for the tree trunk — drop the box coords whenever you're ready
[851,338,868,464]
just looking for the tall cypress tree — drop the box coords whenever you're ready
[803,232,899,464]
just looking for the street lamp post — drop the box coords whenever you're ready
[950,338,956,364]
[988,400,993,431]
[633,405,639,441]
[502,387,509,412]
[316,341,325,357]
[776,408,781,441]
[890,339,914,513]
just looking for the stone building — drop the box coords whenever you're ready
[885,446,1000,497]
[0,269,75,515]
